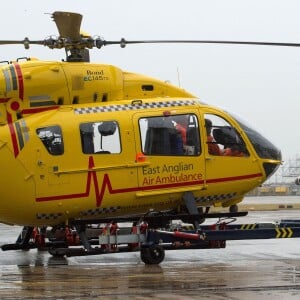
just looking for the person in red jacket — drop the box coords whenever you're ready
[205,118,222,155]
[174,115,189,145]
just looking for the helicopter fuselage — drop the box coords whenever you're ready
[0,97,281,226]
[0,58,194,124]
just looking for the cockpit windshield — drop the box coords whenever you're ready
[229,113,282,161]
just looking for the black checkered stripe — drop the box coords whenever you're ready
[196,192,237,203]
[74,99,197,115]
[80,206,121,217]
[36,212,63,220]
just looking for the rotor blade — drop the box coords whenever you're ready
[0,38,46,49]
[0,40,46,45]
[101,39,300,48]
[52,11,82,41]
[0,40,28,45]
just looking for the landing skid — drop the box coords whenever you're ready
[0,210,244,252]
[2,211,300,265]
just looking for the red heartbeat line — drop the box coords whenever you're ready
[36,156,143,206]
[36,156,104,206]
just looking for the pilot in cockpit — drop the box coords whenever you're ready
[205,118,222,155]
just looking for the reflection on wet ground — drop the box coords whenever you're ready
[0,210,299,299]
[1,256,300,299]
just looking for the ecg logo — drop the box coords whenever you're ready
[36,156,107,206]
[35,156,139,206]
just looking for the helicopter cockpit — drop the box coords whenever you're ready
[231,113,282,160]
[228,112,282,179]
[139,112,249,158]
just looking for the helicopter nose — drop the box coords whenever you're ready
[0,126,35,225]
[262,154,281,180]
[248,135,282,180]
[248,134,282,180]
[230,113,282,180]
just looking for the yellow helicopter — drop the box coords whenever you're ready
[0,96,281,226]
[0,95,282,261]
[0,11,292,263]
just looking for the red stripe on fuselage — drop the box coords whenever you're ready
[21,106,60,115]
[0,98,10,103]
[36,156,263,206]
[206,173,262,183]
[7,112,19,157]
[13,63,24,100]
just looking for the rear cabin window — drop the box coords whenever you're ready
[36,125,64,155]
[139,114,200,156]
[80,121,121,154]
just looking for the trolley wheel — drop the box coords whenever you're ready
[48,248,67,257]
[229,204,238,213]
[140,245,165,265]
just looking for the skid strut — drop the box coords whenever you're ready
[183,191,203,228]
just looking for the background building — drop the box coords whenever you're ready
[248,155,300,196]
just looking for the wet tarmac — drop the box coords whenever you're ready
[0,209,300,299]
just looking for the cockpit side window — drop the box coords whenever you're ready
[80,121,121,154]
[139,114,201,156]
[36,125,64,155]
[204,114,249,157]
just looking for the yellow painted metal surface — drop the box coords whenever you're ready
[0,59,195,124]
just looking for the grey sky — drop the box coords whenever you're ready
[1,0,300,164]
